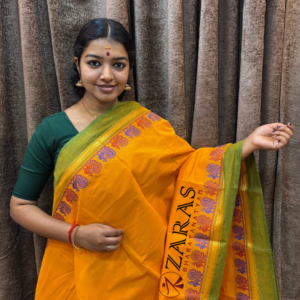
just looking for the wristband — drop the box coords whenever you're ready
[68,221,78,244]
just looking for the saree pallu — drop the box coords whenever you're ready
[35,101,279,300]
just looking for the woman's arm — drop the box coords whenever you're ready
[10,196,124,252]
[10,196,73,243]
[241,122,294,161]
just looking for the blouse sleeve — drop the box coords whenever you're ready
[12,119,56,201]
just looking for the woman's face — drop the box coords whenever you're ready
[75,37,130,104]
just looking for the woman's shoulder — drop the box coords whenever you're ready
[29,111,78,161]
[30,111,78,156]
[42,111,69,126]
[38,111,77,136]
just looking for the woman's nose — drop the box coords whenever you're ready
[100,66,113,81]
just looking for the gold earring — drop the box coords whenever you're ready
[76,79,84,87]
[76,75,84,87]
[124,84,131,91]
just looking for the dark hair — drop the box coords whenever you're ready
[71,18,135,99]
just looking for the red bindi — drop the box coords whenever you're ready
[105,46,111,57]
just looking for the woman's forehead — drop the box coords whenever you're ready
[84,38,127,55]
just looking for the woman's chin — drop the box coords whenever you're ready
[85,91,120,104]
[97,96,119,104]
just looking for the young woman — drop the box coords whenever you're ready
[10,18,294,300]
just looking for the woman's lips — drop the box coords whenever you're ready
[97,85,116,93]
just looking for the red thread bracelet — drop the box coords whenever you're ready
[68,221,79,244]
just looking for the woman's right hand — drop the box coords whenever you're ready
[74,223,124,252]
[10,196,124,253]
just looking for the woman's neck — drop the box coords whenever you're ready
[81,94,119,116]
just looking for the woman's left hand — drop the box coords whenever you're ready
[242,123,294,160]
[251,123,294,151]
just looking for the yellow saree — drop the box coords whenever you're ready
[35,101,279,300]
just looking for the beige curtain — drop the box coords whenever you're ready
[0,0,299,299]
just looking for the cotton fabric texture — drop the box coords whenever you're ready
[35,101,278,300]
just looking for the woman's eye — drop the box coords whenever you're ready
[88,60,101,67]
[114,62,125,69]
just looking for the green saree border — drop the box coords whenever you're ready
[207,141,244,299]
[244,154,279,299]
[53,101,146,209]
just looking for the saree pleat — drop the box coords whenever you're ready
[35,102,278,300]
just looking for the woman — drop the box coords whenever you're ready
[10,18,294,300]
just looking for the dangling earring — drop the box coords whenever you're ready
[124,84,131,91]
[76,75,84,87]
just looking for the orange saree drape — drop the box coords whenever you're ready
[35,101,278,300]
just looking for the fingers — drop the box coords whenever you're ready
[98,227,123,252]
[100,235,123,253]
[271,132,288,149]
[287,122,295,133]
[273,135,288,149]
[104,236,123,245]
[280,125,293,136]
[272,123,294,138]
[95,223,124,237]
[103,244,120,252]
[270,122,286,130]
[92,231,123,253]
[272,123,294,133]
[78,223,124,253]
[271,130,290,140]
[103,228,124,237]
[99,226,123,253]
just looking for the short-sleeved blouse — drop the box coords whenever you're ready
[12,112,78,201]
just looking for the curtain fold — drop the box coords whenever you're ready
[133,0,187,138]
[165,0,186,139]
[19,0,53,136]
[236,0,266,145]
[273,1,300,298]
[218,0,239,146]
[259,0,286,238]
[191,0,219,148]
[0,1,37,299]
[182,0,198,143]
[0,1,299,299]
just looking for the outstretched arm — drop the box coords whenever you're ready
[241,123,294,161]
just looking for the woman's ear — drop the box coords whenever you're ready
[74,57,80,74]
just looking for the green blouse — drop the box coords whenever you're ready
[12,112,78,201]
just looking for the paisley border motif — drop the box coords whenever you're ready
[232,189,251,299]
[185,146,226,299]
[52,111,161,221]
[184,145,251,300]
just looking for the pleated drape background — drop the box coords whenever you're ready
[0,0,299,299]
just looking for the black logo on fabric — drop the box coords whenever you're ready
[159,272,184,298]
